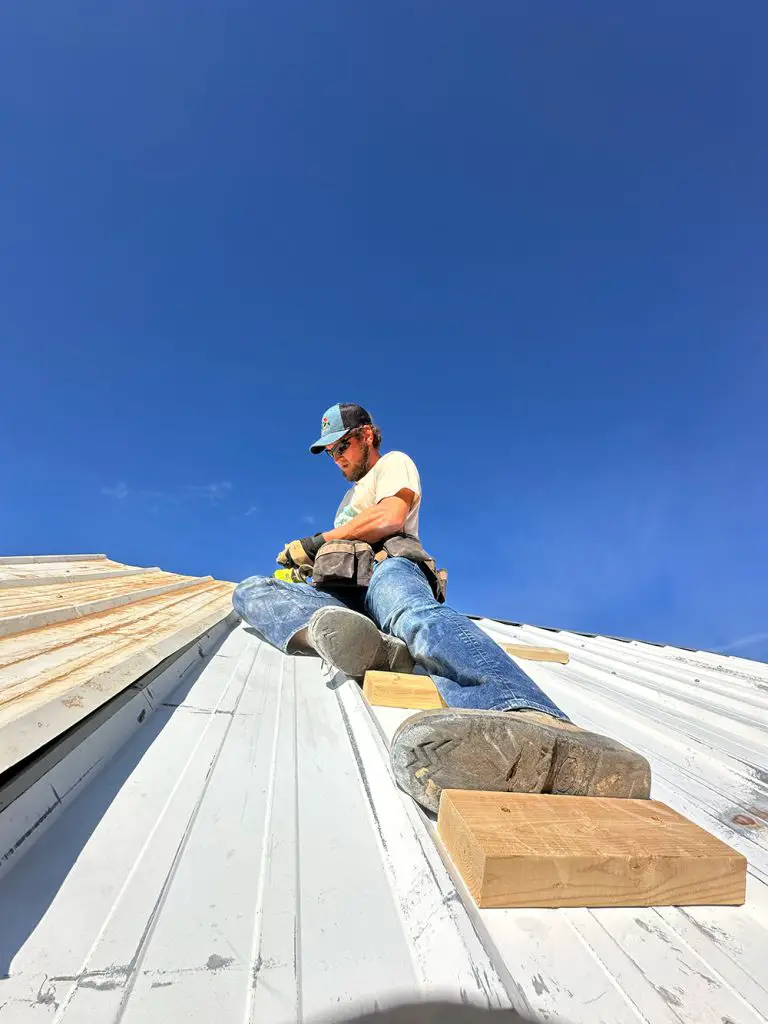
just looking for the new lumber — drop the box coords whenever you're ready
[363,671,447,710]
[438,791,747,909]
[502,643,569,664]
[362,647,568,710]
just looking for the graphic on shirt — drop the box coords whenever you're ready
[334,504,358,528]
[334,487,358,528]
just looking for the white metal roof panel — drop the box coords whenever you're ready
[460,620,768,1024]
[0,625,516,1021]
[1,600,766,1023]
[363,621,768,1024]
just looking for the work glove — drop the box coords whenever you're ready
[276,533,326,568]
[273,566,313,583]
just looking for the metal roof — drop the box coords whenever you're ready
[434,619,768,1024]
[0,623,515,1021]
[0,558,766,1022]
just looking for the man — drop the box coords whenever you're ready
[233,403,651,813]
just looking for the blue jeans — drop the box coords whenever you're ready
[233,558,567,717]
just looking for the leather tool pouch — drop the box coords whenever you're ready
[312,535,447,603]
[312,540,375,589]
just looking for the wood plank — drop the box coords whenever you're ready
[0,554,108,565]
[0,581,237,773]
[0,571,209,638]
[437,791,747,909]
[502,643,569,664]
[363,670,447,710]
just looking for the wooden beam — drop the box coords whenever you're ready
[361,643,569,710]
[502,643,569,664]
[438,791,746,909]
[363,670,447,710]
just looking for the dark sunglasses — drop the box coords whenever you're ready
[325,432,358,459]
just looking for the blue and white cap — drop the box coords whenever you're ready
[309,403,373,454]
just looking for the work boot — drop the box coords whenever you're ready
[390,708,651,813]
[307,607,414,678]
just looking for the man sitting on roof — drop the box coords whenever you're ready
[233,403,651,813]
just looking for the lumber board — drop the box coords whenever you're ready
[437,791,747,909]
[502,643,569,664]
[363,670,447,710]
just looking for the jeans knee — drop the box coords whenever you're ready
[232,575,272,617]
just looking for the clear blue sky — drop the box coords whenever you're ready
[2,2,766,659]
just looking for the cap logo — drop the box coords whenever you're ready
[321,415,330,432]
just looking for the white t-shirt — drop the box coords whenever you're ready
[334,451,422,538]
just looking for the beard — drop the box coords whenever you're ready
[344,441,372,482]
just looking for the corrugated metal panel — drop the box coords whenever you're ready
[0,555,236,775]
[0,625,518,1021]
[1,590,766,1022]
[465,619,768,1024]
[363,621,768,1024]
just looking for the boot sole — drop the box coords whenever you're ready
[390,708,652,813]
[307,607,384,678]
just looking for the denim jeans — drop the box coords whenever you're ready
[232,557,567,718]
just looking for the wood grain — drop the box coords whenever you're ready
[502,643,570,664]
[438,791,747,909]
[363,670,447,710]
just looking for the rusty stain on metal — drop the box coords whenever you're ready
[732,809,767,828]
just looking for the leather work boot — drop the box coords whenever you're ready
[307,607,414,679]
[390,707,652,813]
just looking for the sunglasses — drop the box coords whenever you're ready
[325,431,358,459]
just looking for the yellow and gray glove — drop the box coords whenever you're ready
[273,566,313,583]
[276,533,326,569]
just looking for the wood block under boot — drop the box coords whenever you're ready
[438,791,747,909]
[363,670,447,710]
[502,643,569,664]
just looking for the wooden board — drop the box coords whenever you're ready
[502,643,569,664]
[363,670,447,710]
[437,791,747,909]
[361,643,569,709]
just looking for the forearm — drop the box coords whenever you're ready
[321,505,404,544]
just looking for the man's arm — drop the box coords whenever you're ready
[321,489,415,544]
[277,488,416,568]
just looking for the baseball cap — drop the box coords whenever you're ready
[309,403,373,454]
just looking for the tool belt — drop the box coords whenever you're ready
[311,534,447,603]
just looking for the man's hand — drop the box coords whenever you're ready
[276,533,326,568]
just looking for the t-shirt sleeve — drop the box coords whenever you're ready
[373,452,422,506]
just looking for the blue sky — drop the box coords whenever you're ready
[2,2,766,659]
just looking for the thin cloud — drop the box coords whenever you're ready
[188,481,232,503]
[717,632,768,655]
[102,482,129,500]
[244,504,259,517]
[302,514,316,526]
[100,481,233,508]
